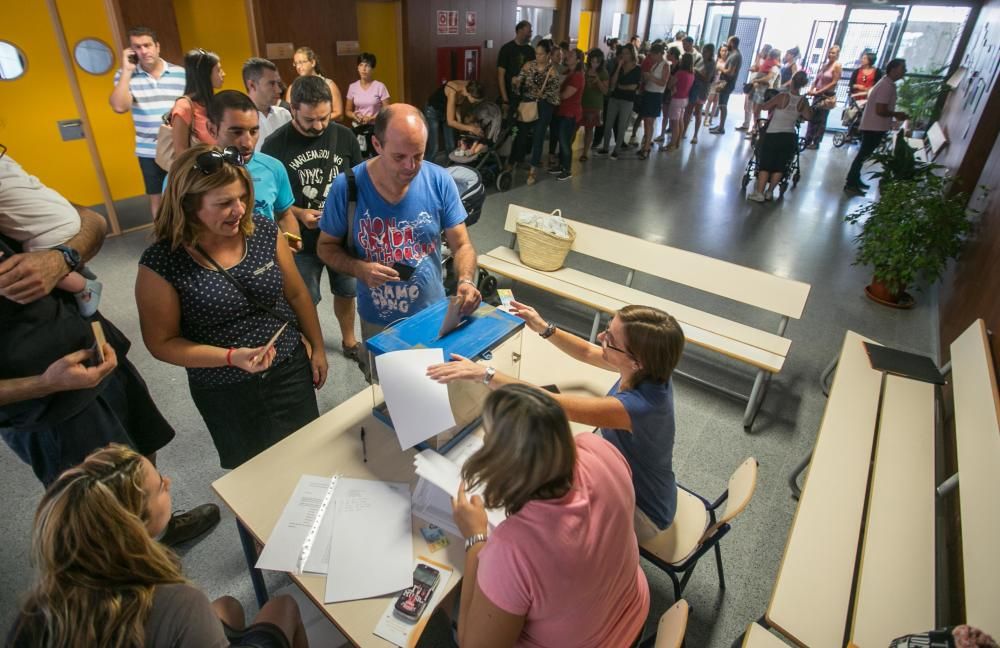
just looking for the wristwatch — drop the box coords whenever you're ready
[54,245,82,274]
[482,366,496,385]
[540,323,557,339]
[465,532,488,551]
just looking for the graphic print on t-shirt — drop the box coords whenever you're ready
[356,207,438,318]
[288,148,344,210]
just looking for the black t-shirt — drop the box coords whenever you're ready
[611,66,642,102]
[261,121,362,254]
[497,40,535,99]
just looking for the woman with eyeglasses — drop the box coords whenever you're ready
[171,49,225,158]
[286,46,343,122]
[428,301,685,543]
[135,145,326,470]
[7,444,308,648]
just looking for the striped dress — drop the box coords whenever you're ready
[113,60,186,158]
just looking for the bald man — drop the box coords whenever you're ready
[316,104,480,372]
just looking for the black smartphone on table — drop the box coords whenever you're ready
[393,564,440,622]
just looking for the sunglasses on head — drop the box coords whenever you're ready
[194,146,244,175]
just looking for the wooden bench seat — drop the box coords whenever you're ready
[480,204,810,429]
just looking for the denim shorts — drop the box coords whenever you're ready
[293,252,357,305]
[137,156,167,195]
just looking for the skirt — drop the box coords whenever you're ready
[581,108,602,128]
[667,97,688,120]
[758,131,798,173]
[638,92,663,118]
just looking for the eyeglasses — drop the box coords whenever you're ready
[194,146,244,175]
[600,329,632,357]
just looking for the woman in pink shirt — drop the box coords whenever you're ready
[451,385,650,648]
[663,50,694,151]
[345,52,391,157]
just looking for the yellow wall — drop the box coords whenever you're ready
[174,0,253,93]
[356,1,403,103]
[579,11,593,52]
[55,0,145,201]
[0,1,104,205]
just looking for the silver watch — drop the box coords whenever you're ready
[482,366,496,385]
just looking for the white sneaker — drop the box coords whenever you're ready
[748,191,766,203]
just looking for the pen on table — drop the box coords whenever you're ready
[361,427,367,463]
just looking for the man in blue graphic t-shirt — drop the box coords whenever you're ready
[317,104,480,345]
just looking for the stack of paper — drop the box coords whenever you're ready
[412,436,507,533]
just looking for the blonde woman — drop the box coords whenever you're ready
[449,385,650,647]
[429,302,685,543]
[286,46,343,121]
[7,443,307,647]
[136,145,326,470]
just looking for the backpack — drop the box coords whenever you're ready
[154,96,198,172]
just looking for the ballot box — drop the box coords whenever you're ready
[365,299,525,452]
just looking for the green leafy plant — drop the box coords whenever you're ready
[845,172,976,298]
[896,66,950,130]
[867,131,938,185]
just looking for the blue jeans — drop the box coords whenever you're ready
[556,116,579,171]
[424,104,456,163]
[529,100,557,168]
[293,252,357,305]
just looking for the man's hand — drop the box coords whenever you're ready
[41,345,117,394]
[121,48,137,74]
[0,250,67,304]
[298,208,322,230]
[455,280,482,316]
[359,261,400,288]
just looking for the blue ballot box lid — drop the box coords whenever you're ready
[366,299,524,360]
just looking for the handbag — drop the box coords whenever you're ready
[816,94,838,110]
[155,96,198,172]
[516,66,554,123]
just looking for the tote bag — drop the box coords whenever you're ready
[155,96,198,172]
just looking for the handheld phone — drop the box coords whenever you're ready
[282,231,302,243]
[392,261,416,281]
[128,52,139,65]
[393,564,440,622]
[90,321,107,366]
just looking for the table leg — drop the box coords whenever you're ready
[236,518,269,609]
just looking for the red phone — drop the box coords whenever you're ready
[393,564,440,622]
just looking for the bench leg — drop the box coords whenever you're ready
[788,453,810,499]
[589,311,602,343]
[742,369,770,431]
[236,518,270,609]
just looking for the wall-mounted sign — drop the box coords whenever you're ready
[265,42,295,59]
[437,10,458,35]
[466,11,477,35]
[336,40,360,56]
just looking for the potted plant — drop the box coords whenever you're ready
[867,130,935,186]
[844,171,977,308]
[896,66,951,133]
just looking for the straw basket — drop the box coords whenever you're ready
[516,210,576,271]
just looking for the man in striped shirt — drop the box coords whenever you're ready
[109,26,185,220]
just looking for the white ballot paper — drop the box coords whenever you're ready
[373,557,454,648]
[376,349,456,450]
[256,475,338,574]
[413,436,507,531]
[324,478,413,603]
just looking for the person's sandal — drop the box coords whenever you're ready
[638,148,649,160]
[526,169,537,185]
[342,342,362,360]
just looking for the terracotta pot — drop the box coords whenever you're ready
[865,278,915,309]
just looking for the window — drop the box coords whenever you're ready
[74,38,114,75]
[0,41,26,81]
[897,5,971,75]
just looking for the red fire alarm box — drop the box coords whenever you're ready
[435,46,481,85]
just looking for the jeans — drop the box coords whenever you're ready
[602,97,633,151]
[555,115,579,171]
[190,344,318,469]
[847,130,886,186]
[529,100,557,168]
[423,104,456,163]
[293,251,357,305]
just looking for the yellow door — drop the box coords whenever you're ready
[0,0,105,207]
[357,1,403,102]
[579,11,593,52]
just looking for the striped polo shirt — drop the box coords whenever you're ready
[114,60,186,158]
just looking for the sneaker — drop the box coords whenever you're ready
[709,127,725,135]
[609,150,619,160]
[342,342,362,360]
[748,191,767,203]
[844,183,866,195]
[595,148,609,156]
[653,135,665,143]
[158,504,221,547]
[557,170,573,181]
[546,166,562,176]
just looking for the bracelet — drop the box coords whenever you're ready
[540,323,557,339]
[465,532,488,551]
[458,278,478,290]
[226,348,235,367]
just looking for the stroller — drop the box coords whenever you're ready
[833,97,864,148]
[352,123,377,159]
[741,113,802,199]
[442,164,497,299]
[447,101,518,192]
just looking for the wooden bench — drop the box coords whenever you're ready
[478,204,811,429]
[906,121,948,163]
[759,320,999,647]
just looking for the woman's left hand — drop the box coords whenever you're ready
[452,481,489,538]
[311,348,328,389]
[426,353,486,384]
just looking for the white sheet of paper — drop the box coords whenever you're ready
[325,478,413,603]
[256,475,336,573]
[373,558,454,648]
[376,349,456,450]
[411,478,463,539]
[413,444,506,530]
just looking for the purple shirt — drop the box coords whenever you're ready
[347,80,390,119]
